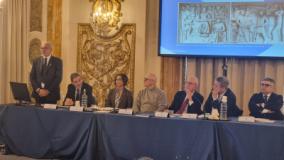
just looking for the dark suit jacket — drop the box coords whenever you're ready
[169,91,204,114]
[249,92,283,120]
[63,82,96,107]
[204,88,243,117]
[105,88,133,109]
[30,56,62,103]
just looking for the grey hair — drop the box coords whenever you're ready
[215,76,229,88]
[262,77,275,84]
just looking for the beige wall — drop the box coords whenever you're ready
[61,0,161,99]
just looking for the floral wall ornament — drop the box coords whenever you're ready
[77,23,135,107]
[90,0,123,36]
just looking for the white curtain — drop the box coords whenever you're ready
[0,0,29,104]
[0,0,5,103]
[185,58,284,115]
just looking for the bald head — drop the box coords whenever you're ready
[144,73,157,88]
[145,73,157,82]
[41,42,53,57]
[184,76,199,92]
[186,76,199,86]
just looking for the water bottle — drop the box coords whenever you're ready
[81,89,88,107]
[0,144,6,155]
[281,96,284,116]
[220,96,227,120]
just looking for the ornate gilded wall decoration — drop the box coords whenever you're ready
[29,38,42,64]
[30,0,42,32]
[47,0,62,57]
[77,23,136,107]
[89,0,123,36]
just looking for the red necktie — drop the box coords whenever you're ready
[177,98,189,114]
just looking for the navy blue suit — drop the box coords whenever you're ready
[63,82,96,107]
[169,91,204,114]
[30,56,62,104]
[203,88,243,117]
[249,92,283,120]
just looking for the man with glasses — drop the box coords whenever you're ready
[30,42,62,104]
[169,76,204,114]
[249,77,283,120]
[133,73,167,113]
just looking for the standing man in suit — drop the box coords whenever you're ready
[204,76,243,117]
[105,74,133,109]
[63,73,96,107]
[30,42,62,104]
[249,77,283,120]
[169,76,204,114]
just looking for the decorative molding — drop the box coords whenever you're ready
[30,0,42,32]
[29,38,42,64]
[77,23,136,106]
[47,0,62,57]
[90,0,123,36]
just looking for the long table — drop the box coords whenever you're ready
[0,104,284,160]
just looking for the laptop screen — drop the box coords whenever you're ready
[10,82,31,103]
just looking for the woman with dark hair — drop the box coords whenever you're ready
[105,74,133,109]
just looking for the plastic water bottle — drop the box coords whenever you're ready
[220,96,227,120]
[281,96,284,116]
[81,89,88,107]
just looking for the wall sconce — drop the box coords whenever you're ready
[90,0,123,36]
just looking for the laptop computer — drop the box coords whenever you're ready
[10,82,31,104]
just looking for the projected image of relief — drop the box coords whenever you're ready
[178,3,284,44]
[178,3,230,43]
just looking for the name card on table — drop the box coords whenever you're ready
[70,106,84,112]
[154,111,169,118]
[238,116,255,123]
[118,109,133,115]
[43,104,57,110]
[255,118,275,123]
[181,113,197,119]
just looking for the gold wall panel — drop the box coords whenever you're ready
[30,0,42,32]
[29,38,42,64]
[47,0,62,57]
[77,23,136,106]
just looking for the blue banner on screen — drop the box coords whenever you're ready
[159,0,284,58]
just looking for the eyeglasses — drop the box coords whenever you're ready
[144,78,154,81]
[186,82,195,85]
[261,83,272,87]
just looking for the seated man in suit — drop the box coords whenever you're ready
[133,73,167,113]
[63,73,96,107]
[105,74,133,109]
[169,76,204,114]
[249,77,283,120]
[204,76,243,117]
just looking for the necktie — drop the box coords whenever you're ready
[44,58,48,66]
[264,95,268,103]
[41,58,48,75]
[177,98,189,114]
[76,89,80,101]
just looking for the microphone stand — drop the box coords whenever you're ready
[222,57,228,77]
